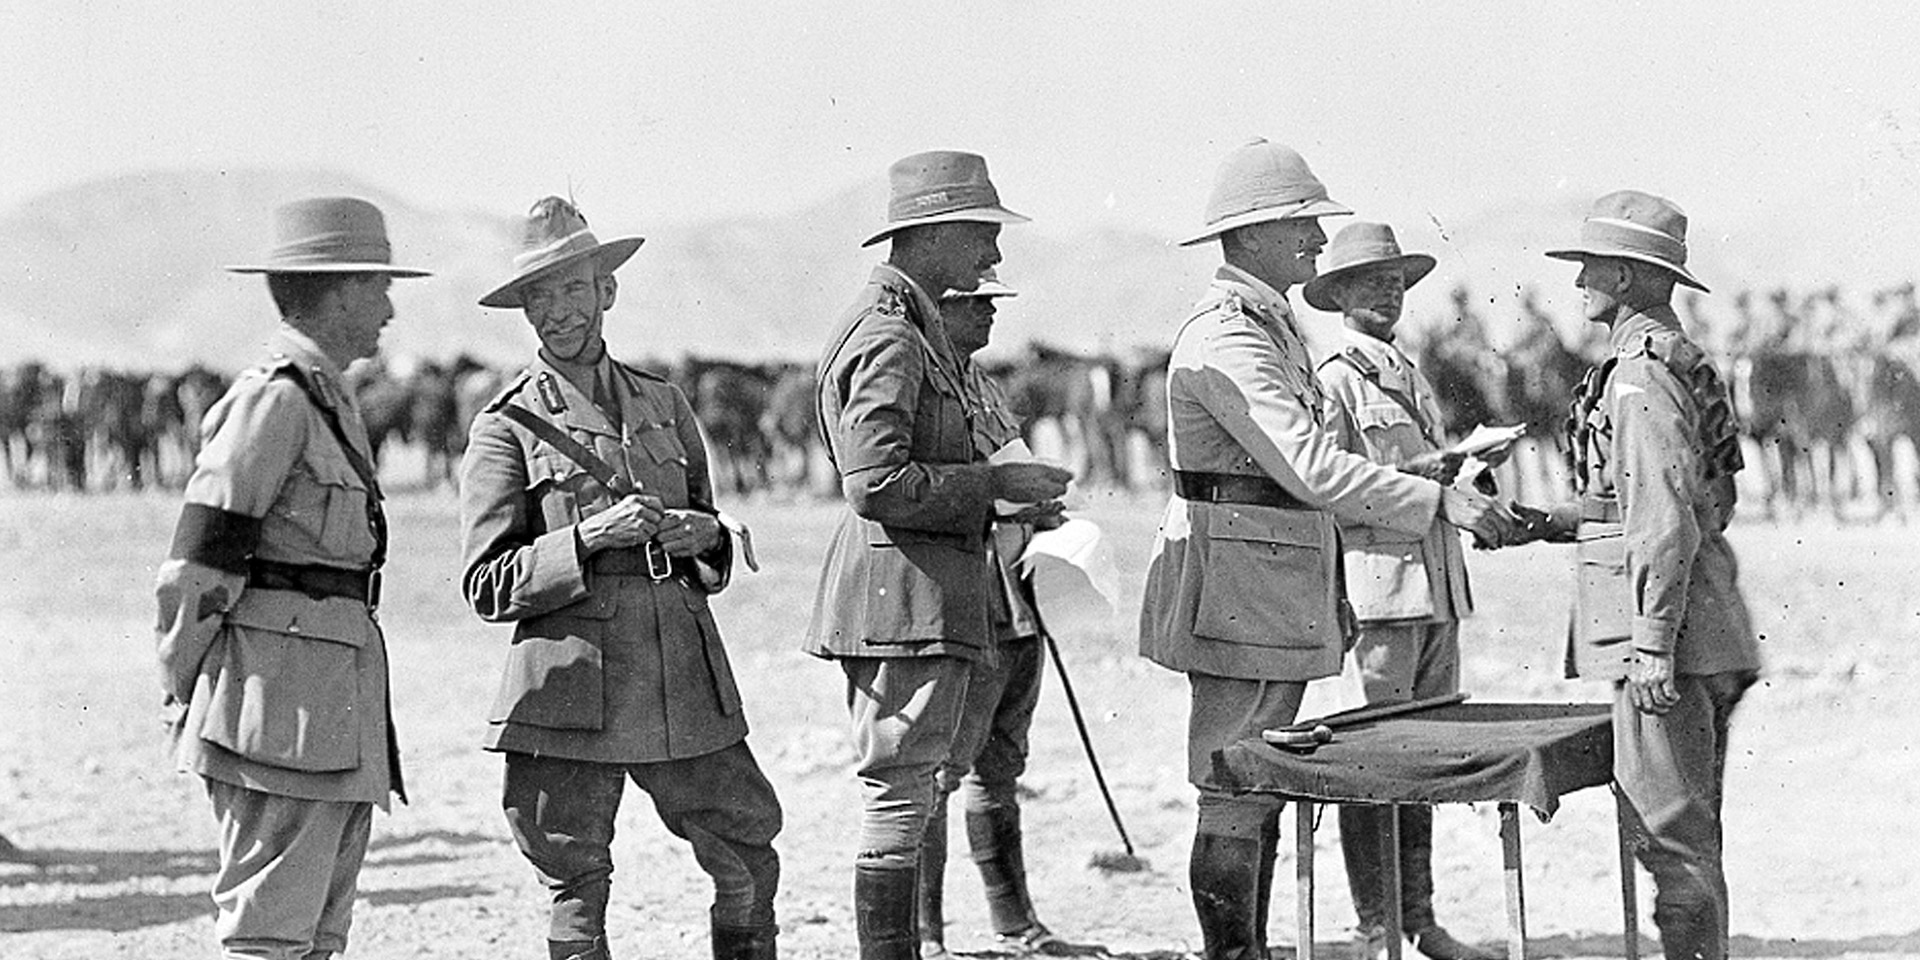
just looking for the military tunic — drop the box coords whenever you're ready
[459,353,747,762]
[156,326,399,806]
[1140,266,1441,683]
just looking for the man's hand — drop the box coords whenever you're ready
[655,509,721,557]
[1438,485,1517,546]
[1400,450,1466,484]
[1626,650,1679,715]
[1004,501,1067,530]
[576,493,666,554]
[990,462,1074,503]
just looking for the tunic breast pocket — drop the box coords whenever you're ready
[631,422,690,500]
[526,450,598,532]
[1354,403,1425,463]
[1193,507,1335,649]
[281,458,372,558]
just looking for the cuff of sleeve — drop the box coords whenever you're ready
[692,527,734,594]
[1632,616,1678,655]
[169,503,261,574]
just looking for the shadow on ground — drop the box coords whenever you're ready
[0,846,216,888]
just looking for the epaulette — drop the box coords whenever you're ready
[874,285,909,315]
[1641,328,1704,369]
[611,357,667,383]
[481,370,534,414]
[1335,346,1381,378]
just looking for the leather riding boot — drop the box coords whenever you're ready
[713,922,779,960]
[1252,813,1279,957]
[918,803,950,955]
[549,936,611,960]
[966,804,1041,936]
[855,863,920,960]
[1190,832,1265,960]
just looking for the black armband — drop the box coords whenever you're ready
[169,503,262,574]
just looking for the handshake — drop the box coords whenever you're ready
[1401,450,1570,548]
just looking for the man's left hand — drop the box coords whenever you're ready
[655,509,721,557]
[1626,650,1679,715]
[1006,501,1067,530]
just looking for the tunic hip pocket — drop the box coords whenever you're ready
[200,622,362,773]
[1192,507,1335,649]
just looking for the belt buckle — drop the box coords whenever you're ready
[643,541,672,582]
[366,569,383,610]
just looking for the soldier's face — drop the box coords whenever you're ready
[1575,257,1630,323]
[943,296,998,356]
[1334,265,1406,336]
[931,222,1003,294]
[521,261,611,361]
[1244,218,1327,288]
[330,274,394,362]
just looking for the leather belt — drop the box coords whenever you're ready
[591,541,680,581]
[1173,470,1311,510]
[249,559,379,606]
[1580,496,1622,523]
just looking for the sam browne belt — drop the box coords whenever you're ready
[1173,470,1312,510]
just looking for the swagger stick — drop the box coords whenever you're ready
[1035,608,1143,870]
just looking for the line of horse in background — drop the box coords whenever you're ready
[5,281,1919,523]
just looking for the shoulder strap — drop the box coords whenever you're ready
[272,365,388,569]
[495,402,637,497]
[1329,348,1437,445]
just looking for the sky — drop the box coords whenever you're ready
[3,2,1917,317]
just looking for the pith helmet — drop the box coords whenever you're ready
[479,197,644,309]
[227,197,429,276]
[1302,221,1437,312]
[862,150,1030,247]
[1178,138,1351,247]
[1545,190,1708,292]
[940,267,1018,300]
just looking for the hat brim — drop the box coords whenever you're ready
[478,236,645,309]
[1544,247,1709,292]
[1176,198,1353,248]
[1302,253,1437,313]
[861,206,1031,248]
[227,262,431,277]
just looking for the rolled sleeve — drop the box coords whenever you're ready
[1610,358,1701,656]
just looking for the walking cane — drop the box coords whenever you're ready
[1035,605,1146,872]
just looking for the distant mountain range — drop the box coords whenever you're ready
[0,168,1206,370]
[3,167,1907,370]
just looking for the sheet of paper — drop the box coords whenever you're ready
[1016,517,1120,631]
[1447,423,1526,457]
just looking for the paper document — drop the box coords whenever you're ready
[1447,423,1526,457]
[1017,518,1120,629]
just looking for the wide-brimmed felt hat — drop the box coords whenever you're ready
[479,197,644,309]
[1545,190,1708,292]
[940,268,1018,300]
[1178,138,1351,247]
[862,151,1030,248]
[227,196,429,276]
[1302,221,1437,312]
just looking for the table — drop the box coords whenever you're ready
[1212,702,1636,960]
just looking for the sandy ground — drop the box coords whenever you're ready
[1,488,1916,959]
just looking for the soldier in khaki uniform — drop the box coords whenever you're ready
[917,272,1071,959]
[1139,141,1512,960]
[805,151,1072,960]
[154,197,425,960]
[1306,223,1499,960]
[1500,192,1761,960]
[458,198,780,960]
